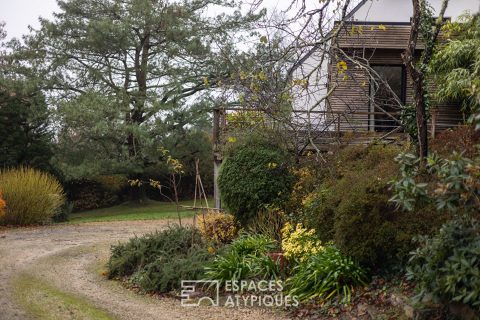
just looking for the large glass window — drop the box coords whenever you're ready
[370,65,405,132]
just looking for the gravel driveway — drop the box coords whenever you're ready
[0,220,288,320]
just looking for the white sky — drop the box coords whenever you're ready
[0,0,59,40]
[0,0,305,41]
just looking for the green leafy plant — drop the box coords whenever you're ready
[432,14,480,129]
[228,234,277,256]
[0,167,65,225]
[218,139,293,226]
[286,246,367,303]
[407,218,480,311]
[401,104,420,142]
[204,234,279,283]
[389,152,428,211]
[390,152,480,214]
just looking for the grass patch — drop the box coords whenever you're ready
[13,273,114,320]
[68,199,212,223]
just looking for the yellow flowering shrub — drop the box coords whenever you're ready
[285,165,321,215]
[198,211,239,244]
[281,222,323,262]
[0,192,6,219]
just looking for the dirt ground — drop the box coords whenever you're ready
[0,220,288,320]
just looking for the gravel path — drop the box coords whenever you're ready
[0,220,288,320]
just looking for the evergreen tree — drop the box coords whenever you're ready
[0,82,54,172]
[16,0,263,179]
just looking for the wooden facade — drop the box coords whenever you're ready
[328,22,464,136]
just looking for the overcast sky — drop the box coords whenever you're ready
[0,0,304,41]
[0,0,59,40]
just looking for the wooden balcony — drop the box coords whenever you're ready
[212,107,464,159]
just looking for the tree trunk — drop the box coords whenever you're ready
[403,0,428,160]
[403,0,449,160]
[411,69,428,159]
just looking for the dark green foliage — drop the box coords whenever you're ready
[204,234,279,283]
[66,179,122,212]
[22,0,263,180]
[304,145,445,270]
[400,104,418,142]
[407,218,480,311]
[334,194,444,270]
[108,225,202,277]
[303,187,336,243]
[431,14,480,129]
[218,139,293,225]
[228,233,278,256]
[52,201,73,222]
[287,246,367,303]
[392,151,480,214]
[135,246,212,293]
[107,226,212,293]
[0,83,53,172]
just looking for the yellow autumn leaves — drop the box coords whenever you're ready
[350,24,387,35]
[281,222,324,262]
[337,60,348,80]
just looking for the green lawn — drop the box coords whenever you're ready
[67,199,212,223]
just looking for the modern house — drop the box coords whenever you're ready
[326,0,479,137]
[212,0,480,208]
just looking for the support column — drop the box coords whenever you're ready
[213,159,222,209]
[212,107,223,209]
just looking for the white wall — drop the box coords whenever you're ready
[353,0,480,22]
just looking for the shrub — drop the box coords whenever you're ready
[303,145,445,269]
[281,222,323,263]
[204,234,279,283]
[0,167,65,225]
[198,211,239,244]
[390,151,480,215]
[204,250,254,283]
[108,226,214,293]
[218,139,293,226]
[286,165,324,216]
[135,246,212,293]
[302,186,336,243]
[248,206,286,243]
[286,246,367,303]
[430,125,480,159]
[52,201,73,222]
[0,192,6,219]
[228,233,278,256]
[66,178,121,212]
[407,218,480,312]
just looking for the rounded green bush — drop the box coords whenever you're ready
[218,140,293,225]
[304,145,447,270]
[0,167,65,225]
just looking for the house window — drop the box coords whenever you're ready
[370,65,405,132]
